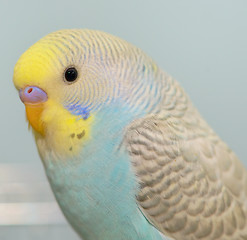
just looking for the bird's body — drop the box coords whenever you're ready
[39,103,165,240]
[13,29,247,240]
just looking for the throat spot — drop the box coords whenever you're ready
[77,130,85,139]
[69,129,86,152]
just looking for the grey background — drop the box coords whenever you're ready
[1,0,247,239]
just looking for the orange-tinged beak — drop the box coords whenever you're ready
[19,86,48,136]
[25,103,45,135]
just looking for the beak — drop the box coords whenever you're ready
[19,86,48,135]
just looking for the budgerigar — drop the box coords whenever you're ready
[13,29,247,240]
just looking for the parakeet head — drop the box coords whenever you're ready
[13,29,162,157]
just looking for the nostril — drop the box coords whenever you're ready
[27,88,33,94]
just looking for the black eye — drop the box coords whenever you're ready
[64,67,78,83]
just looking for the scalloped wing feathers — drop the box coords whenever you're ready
[125,80,247,240]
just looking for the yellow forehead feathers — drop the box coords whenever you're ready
[14,42,59,90]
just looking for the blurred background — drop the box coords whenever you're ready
[1,0,247,239]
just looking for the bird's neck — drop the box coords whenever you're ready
[36,105,163,240]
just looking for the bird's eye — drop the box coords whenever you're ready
[64,67,78,83]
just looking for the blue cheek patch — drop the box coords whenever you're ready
[65,103,90,120]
